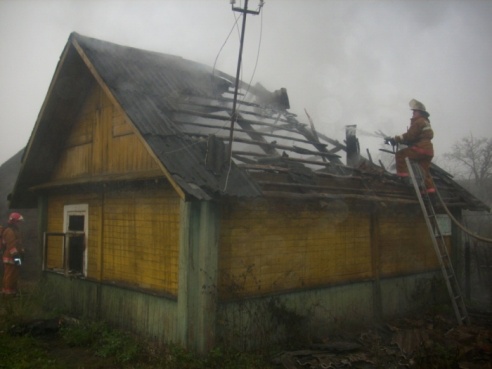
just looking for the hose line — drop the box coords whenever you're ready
[436,187,492,244]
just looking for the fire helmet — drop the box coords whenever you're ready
[9,212,24,223]
[409,99,427,113]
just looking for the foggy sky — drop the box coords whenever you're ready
[1,0,491,175]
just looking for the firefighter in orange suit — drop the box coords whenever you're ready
[386,99,435,193]
[2,212,24,297]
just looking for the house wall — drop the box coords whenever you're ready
[51,84,160,180]
[216,270,442,349]
[218,198,440,299]
[41,183,181,344]
[39,79,186,345]
[41,190,452,350]
[42,272,179,344]
[44,184,180,295]
[216,198,447,348]
[43,79,180,294]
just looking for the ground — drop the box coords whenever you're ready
[273,311,492,368]
[3,305,492,368]
[1,279,492,368]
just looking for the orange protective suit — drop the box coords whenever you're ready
[395,115,435,192]
[2,225,23,296]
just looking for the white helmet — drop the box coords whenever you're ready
[409,99,427,112]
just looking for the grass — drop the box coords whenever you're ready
[3,280,486,369]
[0,334,63,369]
[0,282,275,369]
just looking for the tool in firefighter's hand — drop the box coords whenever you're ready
[384,136,396,146]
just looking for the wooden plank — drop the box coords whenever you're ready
[261,191,418,203]
[186,132,339,159]
[234,112,279,156]
[175,107,304,136]
[174,118,327,147]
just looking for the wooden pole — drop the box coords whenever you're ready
[227,0,262,161]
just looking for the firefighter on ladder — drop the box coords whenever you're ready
[385,99,436,194]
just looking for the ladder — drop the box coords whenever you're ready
[405,158,470,325]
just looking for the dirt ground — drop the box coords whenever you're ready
[4,303,492,369]
[274,311,492,369]
[34,339,120,369]
[3,275,492,368]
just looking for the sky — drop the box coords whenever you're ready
[1,0,491,174]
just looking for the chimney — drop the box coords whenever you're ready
[345,125,360,167]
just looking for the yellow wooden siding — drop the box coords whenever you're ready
[218,200,444,299]
[379,208,440,276]
[44,185,180,295]
[51,84,160,181]
[45,200,65,270]
[218,200,373,299]
[101,187,180,294]
[44,237,63,270]
[46,193,101,275]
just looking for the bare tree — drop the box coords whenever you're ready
[444,134,492,203]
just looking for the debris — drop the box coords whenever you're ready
[7,315,80,337]
[273,313,492,369]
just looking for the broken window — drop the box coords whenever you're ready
[43,204,88,277]
[67,214,85,273]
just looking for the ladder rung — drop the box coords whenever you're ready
[405,157,470,326]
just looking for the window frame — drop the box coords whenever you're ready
[42,204,89,276]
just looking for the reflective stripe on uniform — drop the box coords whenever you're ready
[3,257,15,264]
[411,146,433,156]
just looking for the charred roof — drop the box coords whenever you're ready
[9,33,489,212]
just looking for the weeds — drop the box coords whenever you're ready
[2,280,480,369]
[60,320,103,347]
[415,341,460,369]
[59,319,142,364]
[0,334,63,369]
[0,282,276,369]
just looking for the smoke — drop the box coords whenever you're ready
[0,0,491,166]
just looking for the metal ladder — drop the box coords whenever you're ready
[405,158,470,325]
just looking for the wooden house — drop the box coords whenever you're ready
[10,33,488,352]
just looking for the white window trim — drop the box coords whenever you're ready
[63,204,89,276]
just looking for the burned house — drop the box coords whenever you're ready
[10,33,488,352]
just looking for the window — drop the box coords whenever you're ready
[43,204,88,276]
[67,214,85,273]
[63,204,88,276]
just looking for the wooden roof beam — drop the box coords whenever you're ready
[174,119,327,147]
[186,133,340,160]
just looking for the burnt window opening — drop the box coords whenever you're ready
[68,214,85,273]
[41,204,90,278]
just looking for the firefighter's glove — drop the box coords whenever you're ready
[384,137,396,146]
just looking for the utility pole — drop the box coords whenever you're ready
[227,0,264,161]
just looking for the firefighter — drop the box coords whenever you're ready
[386,99,435,193]
[2,212,24,297]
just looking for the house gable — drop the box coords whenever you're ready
[51,83,161,181]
